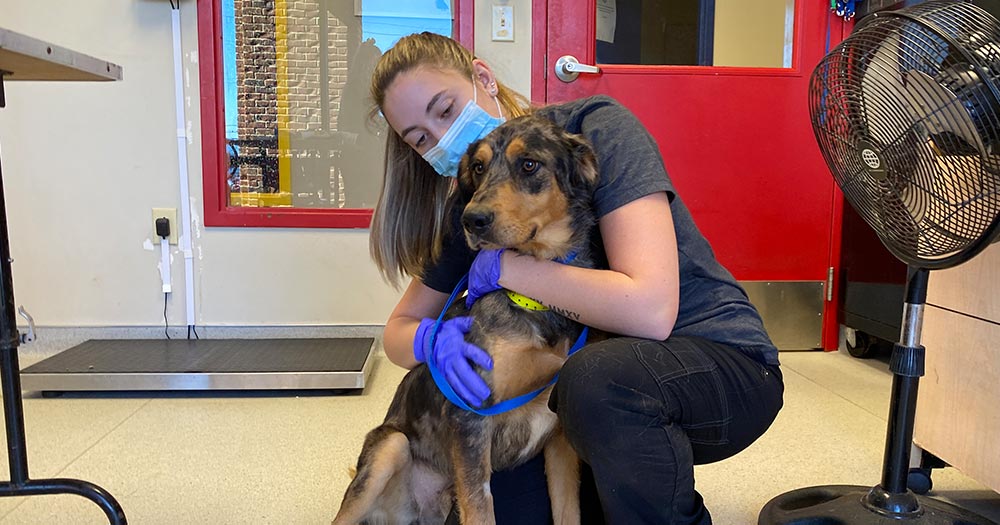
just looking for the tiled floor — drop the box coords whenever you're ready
[0,344,997,524]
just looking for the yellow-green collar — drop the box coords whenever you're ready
[506,290,549,311]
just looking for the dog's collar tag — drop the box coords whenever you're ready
[506,290,549,311]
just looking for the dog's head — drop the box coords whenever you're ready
[456,115,599,260]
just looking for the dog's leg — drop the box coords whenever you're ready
[333,428,411,525]
[450,424,495,525]
[543,427,581,525]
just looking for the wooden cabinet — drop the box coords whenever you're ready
[914,243,1000,492]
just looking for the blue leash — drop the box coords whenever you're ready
[427,274,589,416]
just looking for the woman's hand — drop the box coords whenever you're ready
[466,248,505,308]
[414,316,494,406]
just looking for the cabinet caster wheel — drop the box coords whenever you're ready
[908,467,933,495]
[846,329,877,358]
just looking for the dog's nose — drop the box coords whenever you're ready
[462,209,494,235]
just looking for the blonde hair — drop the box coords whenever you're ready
[369,32,530,288]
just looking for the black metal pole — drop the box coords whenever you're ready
[880,267,928,494]
[0,478,126,519]
[881,374,920,493]
[0,73,127,525]
[0,78,29,487]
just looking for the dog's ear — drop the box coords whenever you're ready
[564,132,599,191]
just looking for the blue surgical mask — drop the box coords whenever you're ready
[422,83,505,178]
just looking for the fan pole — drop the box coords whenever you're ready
[864,267,928,516]
[884,267,928,494]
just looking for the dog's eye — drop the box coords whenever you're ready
[472,161,485,175]
[522,159,540,174]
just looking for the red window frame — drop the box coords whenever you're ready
[198,0,474,228]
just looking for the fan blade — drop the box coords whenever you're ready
[860,30,912,146]
[903,69,986,155]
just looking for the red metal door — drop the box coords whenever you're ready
[535,1,849,350]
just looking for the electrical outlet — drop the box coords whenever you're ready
[152,208,178,245]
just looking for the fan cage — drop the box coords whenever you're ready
[810,0,1000,269]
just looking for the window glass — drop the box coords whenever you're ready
[221,0,452,209]
[596,0,796,68]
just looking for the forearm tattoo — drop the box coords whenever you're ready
[544,302,581,322]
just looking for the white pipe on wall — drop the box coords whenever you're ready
[171,5,196,328]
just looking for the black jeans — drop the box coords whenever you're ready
[470,335,784,524]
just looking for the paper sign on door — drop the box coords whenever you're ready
[597,0,616,43]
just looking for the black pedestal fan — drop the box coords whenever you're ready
[760,1,1000,524]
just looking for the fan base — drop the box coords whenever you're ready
[759,485,995,524]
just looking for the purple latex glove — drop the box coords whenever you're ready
[413,317,494,406]
[466,248,505,308]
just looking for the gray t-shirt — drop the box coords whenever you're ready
[423,95,779,366]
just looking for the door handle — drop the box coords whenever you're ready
[554,55,601,83]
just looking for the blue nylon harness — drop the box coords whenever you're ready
[427,273,589,416]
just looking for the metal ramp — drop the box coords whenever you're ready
[20,338,375,393]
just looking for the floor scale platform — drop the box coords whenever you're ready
[20,338,375,393]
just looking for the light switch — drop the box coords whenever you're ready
[492,5,514,42]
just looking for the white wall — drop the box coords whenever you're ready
[474,0,533,100]
[0,0,403,328]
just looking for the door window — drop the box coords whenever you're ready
[596,0,796,68]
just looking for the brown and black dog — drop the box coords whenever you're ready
[333,114,600,525]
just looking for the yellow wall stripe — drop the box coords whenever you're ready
[274,0,292,203]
